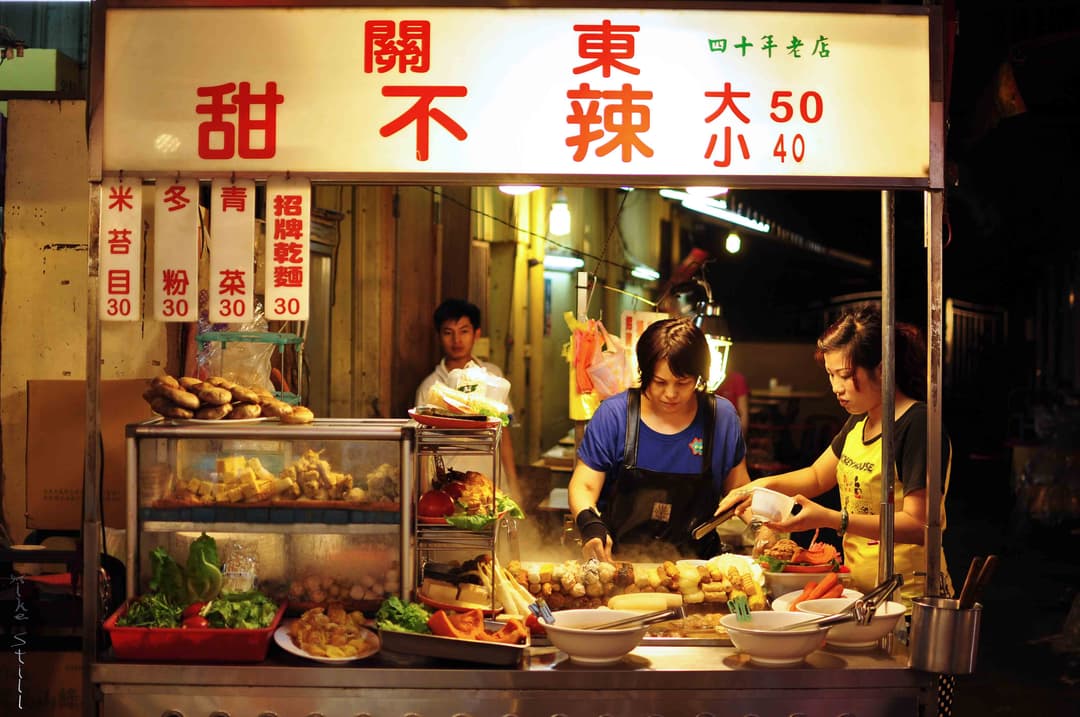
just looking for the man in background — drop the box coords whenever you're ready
[415,298,521,500]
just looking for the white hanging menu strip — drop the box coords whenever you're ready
[208,178,255,323]
[152,178,200,322]
[264,177,310,321]
[98,176,143,321]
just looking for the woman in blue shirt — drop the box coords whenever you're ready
[568,317,751,561]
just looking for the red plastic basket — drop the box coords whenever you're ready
[104,600,285,662]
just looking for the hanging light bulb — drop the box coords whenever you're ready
[549,189,571,236]
[498,185,540,196]
[725,231,741,254]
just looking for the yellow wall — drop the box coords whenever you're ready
[1,100,167,541]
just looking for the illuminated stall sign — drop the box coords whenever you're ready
[102,6,932,184]
[98,176,142,321]
[264,177,311,321]
[208,178,255,324]
[152,178,200,322]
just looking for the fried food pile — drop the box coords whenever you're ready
[287,604,379,659]
[143,374,314,423]
[506,557,766,611]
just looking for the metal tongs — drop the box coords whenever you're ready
[775,573,905,632]
[585,605,686,631]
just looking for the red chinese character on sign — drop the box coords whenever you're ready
[108,185,134,212]
[704,127,751,168]
[566,83,654,162]
[273,218,304,242]
[220,186,248,212]
[273,242,304,264]
[380,85,468,162]
[162,269,190,296]
[273,194,303,217]
[108,228,132,255]
[705,83,752,124]
[573,20,641,77]
[162,185,192,212]
[218,269,246,296]
[107,269,130,295]
[273,265,304,288]
[364,20,430,73]
[704,83,752,167]
[196,81,284,160]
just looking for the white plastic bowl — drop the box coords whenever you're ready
[720,611,829,666]
[750,487,795,522]
[796,598,907,648]
[543,609,648,665]
[763,569,852,598]
[771,588,863,613]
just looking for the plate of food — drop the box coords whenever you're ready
[409,408,500,429]
[274,613,380,664]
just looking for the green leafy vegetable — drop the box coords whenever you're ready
[116,592,183,628]
[149,547,188,606]
[203,591,278,629]
[445,494,524,530]
[375,596,432,634]
[185,533,224,602]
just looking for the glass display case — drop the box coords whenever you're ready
[124,418,415,613]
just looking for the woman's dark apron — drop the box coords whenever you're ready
[606,389,721,561]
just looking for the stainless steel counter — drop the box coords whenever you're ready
[93,644,933,717]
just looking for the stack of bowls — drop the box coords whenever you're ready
[795,598,906,648]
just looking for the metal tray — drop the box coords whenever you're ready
[378,628,528,667]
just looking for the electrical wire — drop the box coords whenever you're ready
[421,186,641,275]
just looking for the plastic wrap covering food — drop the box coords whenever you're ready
[261,533,400,612]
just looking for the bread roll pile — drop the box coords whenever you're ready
[142,374,314,423]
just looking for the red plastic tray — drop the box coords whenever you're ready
[104,600,285,662]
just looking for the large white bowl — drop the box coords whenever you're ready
[771,588,863,613]
[719,611,829,666]
[750,487,796,522]
[796,598,907,648]
[543,609,648,665]
[763,569,853,598]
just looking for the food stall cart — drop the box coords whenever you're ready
[83,2,950,716]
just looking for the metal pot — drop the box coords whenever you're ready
[908,597,982,674]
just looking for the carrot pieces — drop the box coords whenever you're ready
[824,583,845,599]
[806,571,840,601]
[789,580,819,611]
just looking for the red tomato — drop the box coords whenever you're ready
[182,602,207,620]
[418,489,455,517]
[442,481,466,500]
[182,615,210,629]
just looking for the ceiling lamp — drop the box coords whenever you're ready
[631,265,660,281]
[498,185,540,195]
[688,277,732,392]
[681,197,770,234]
[684,186,729,198]
[549,189,571,236]
[543,254,585,272]
[725,231,741,254]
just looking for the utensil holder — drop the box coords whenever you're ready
[909,597,982,674]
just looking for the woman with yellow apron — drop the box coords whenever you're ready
[717,304,953,605]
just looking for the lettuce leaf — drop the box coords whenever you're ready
[185,533,223,602]
[375,596,431,634]
[149,547,188,606]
